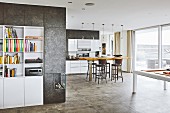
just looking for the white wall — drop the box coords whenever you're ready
[100,34,114,56]
[120,31,127,71]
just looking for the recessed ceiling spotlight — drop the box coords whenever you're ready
[82,8,85,10]
[85,3,95,6]
[68,2,72,3]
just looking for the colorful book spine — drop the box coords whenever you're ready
[0,56,2,64]
[4,40,6,52]
[6,40,8,52]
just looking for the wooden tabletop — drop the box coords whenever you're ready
[79,57,128,61]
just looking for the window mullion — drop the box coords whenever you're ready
[158,26,162,68]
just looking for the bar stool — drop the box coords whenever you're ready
[92,62,97,78]
[95,59,107,84]
[111,59,123,82]
[106,62,110,78]
[99,59,110,78]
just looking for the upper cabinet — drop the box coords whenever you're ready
[91,40,100,51]
[68,39,77,51]
[77,39,91,49]
[68,39,100,52]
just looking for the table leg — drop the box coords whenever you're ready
[132,73,137,94]
[89,61,92,81]
[164,81,167,90]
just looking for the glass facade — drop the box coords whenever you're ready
[162,26,170,68]
[135,25,170,70]
[135,28,158,70]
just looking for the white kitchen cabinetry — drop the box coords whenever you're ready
[4,78,24,108]
[68,39,77,51]
[80,60,88,73]
[25,76,43,106]
[91,40,100,51]
[70,61,81,73]
[66,61,71,74]
[66,60,88,74]
[0,78,3,109]
[77,39,91,49]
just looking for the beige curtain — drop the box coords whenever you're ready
[114,32,120,55]
[127,30,133,73]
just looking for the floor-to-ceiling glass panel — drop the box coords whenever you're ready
[135,28,158,70]
[162,26,170,68]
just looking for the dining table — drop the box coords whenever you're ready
[79,57,127,81]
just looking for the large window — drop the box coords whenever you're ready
[162,26,170,68]
[135,28,158,70]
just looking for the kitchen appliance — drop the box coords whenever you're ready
[76,53,89,57]
[25,67,43,76]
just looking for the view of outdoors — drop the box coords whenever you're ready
[135,26,170,70]
[135,28,158,70]
[162,26,170,68]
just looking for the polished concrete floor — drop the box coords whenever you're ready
[1,73,170,113]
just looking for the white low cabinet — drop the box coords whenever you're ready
[4,78,24,108]
[25,76,43,106]
[0,78,3,109]
[66,60,88,74]
[66,61,71,74]
[80,60,88,73]
[70,61,81,73]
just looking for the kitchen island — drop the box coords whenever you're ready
[79,57,126,81]
[66,57,128,81]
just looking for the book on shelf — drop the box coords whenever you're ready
[4,39,24,52]
[4,53,20,64]
[25,40,37,52]
[5,27,18,38]
[4,66,17,77]
[0,41,3,52]
[0,56,2,64]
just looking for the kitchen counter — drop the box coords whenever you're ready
[78,57,125,61]
[66,59,79,61]
[66,56,128,61]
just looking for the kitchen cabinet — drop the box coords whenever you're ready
[66,60,88,74]
[0,78,3,109]
[77,39,91,49]
[66,61,71,74]
[68,39,77,51]
[4,78,24,108]
[91,40,100,51]
[80,60,88,73]
[25,76,43,106]
[70,61,81,73]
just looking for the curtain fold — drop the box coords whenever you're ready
[127,30,134,73]
[114,32,120,55]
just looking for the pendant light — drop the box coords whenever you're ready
[102,24,105,41]
[109,24,114,54]
[112,24,114,34]
[92,23,95,40]
[82,22,84,39]
[121,25,123,39]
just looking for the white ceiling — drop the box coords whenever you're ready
[1,0,170,34]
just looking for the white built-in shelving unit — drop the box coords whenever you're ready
[0,25,44,109]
